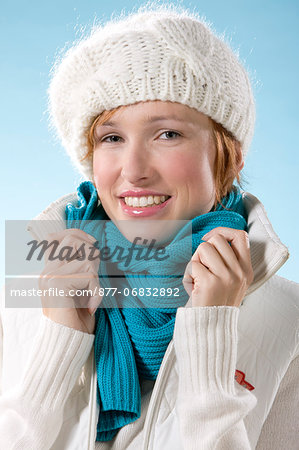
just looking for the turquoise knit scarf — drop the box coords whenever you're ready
[65,181,247,442]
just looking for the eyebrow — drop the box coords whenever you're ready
[99,115,187,127]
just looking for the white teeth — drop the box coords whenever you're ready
[123,195,169,207]
[139,196,147,207]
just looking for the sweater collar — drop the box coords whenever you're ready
[27,191,289,297]
[242,192,289,295]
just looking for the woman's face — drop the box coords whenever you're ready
[93,101,216,228]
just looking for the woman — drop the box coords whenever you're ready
[0,5,298,449]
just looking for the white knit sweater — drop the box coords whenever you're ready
[0,298,299,450]
[0,306,257,449]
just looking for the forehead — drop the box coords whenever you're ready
[99,100,211,128]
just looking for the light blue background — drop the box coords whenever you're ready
[1,0,298,283]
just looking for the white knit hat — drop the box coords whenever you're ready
[48,5,255,179]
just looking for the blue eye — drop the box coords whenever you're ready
[159,131,181,139]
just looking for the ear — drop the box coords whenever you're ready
[236,142,244,173]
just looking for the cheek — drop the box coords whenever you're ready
[162,151,215,187]
[93,152,116,191]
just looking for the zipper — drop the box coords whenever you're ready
[85,339,176,450]
[142,340,176,450]
[141,301,245,449]
[85,341,176,450]
[87,351,99,450]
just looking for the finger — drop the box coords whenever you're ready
[42,236,100,268]
[64,274,102,314]
[44,271,98,305]
[87,296,103,314]
[191,241,229,278]
[43,229,98,263]
[182,261,194,296]
[86,277,103,314]
[48,228,98,245]
[47,231,98,261]
[183,258,211,293]
[202,234,242,275]
[41,251,90,275]
[40,259,99,298]
[202,227,253,282]
[43,260,98,282]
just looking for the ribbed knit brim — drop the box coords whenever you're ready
[48,5,255,179]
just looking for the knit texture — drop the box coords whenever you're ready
[49,5,255,179]
[65,181,247,441]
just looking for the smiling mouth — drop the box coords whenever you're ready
[122,195,171,207]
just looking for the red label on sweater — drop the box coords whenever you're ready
[235,370,255,391]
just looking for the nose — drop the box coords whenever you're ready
[120,140,153,184]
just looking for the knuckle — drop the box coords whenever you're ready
[199,241,212,253]
[184,260,193,276]
[61,234,78,246]
[213,226,223,232]
[247,266,254,285]
[87,271,98,279]
[184,261,191,274]
[233,267,244,283]
[221,268,244,289]
[223,272,236,288]
[47,276,58,289]
[182,277,192,290]
[240,230,249,243]
[209,275,219,288]
[205,235,217,245]
[189,261,199,277]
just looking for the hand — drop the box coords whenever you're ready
[39,228,102,334]
[183,227,254,307]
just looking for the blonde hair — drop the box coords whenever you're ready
[83,107,243,210]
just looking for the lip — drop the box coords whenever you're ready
[119,196,172,217]
[119,190,170,198]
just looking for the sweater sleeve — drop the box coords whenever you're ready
[173,306,257,450]
[0,315,94,450]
